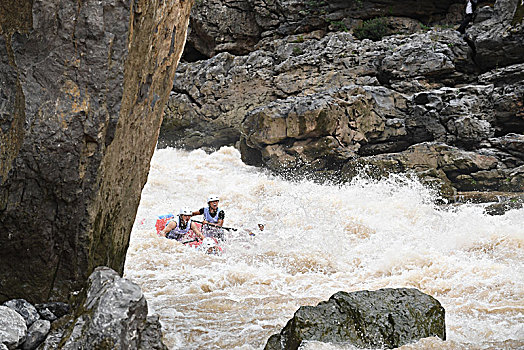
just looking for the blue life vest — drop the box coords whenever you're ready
[166,216,192,240]
[203,207,221,224]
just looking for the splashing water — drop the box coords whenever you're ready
[124,147,524,350]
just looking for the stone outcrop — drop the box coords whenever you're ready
[164,29,475,150]
[0,0,193,303]
[470,0,524,71]
[39,267,167,350]
[163,0,523,196]
[265,288,446,350]
[0,267,164,350]
[183,0,463,60]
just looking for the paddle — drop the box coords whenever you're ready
[191,220,238,231]
[181,239,199,245]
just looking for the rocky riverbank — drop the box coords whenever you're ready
[0,267,166,350]
[162,0,524,200]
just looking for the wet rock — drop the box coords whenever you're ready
[265,288,445,350]
[0,305,27,349]
[454,191,524,204]
[2,299,39,327]
[485,199,524,215]
[39,267,167,350]
[341,142,508,195]
[35,302,71,321]
[20,319,50,350]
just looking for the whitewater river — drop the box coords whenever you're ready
[124,147,524,350]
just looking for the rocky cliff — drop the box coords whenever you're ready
[0,0,193,303]
[162,0,523,198]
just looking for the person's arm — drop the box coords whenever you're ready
[160,220,177,237]
[216,210,225,227]
[192,208,204,217]
[191,222,204,240]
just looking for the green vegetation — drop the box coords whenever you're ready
[512,0,524,26]
[292,46,304,56]
[326,19,348,32]
[293,35,305,43]
[354,17,388,41]
[420,23,431,31]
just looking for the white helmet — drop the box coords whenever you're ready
[179,207,192,216]
[201,237,216,249]
[207,195,219,203]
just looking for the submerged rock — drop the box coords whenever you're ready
[265,288,445,350]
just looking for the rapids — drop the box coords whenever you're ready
[124,147,524,350]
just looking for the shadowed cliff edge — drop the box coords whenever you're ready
[0,0,193,303]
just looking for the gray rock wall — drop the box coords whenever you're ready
[184,0,463,59]
[0,0,193,303]
[163,0,524,196]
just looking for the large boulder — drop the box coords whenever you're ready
[265,288,445,350]
[0,305,27,349]
[1,299,40,328]
[38,267,167,350]
[0,0,193,303]
[240,85,409,172]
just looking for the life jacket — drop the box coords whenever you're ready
[166,216,192,241]
[203,207,221,224]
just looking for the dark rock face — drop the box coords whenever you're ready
[0,0,193,303]
[184,0,462,60]
[470,0,524,71]
[21,319,50,350]
[265,288,446,350]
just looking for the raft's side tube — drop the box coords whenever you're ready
[155,214,174,235]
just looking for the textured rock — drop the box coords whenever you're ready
[0,305,27,349]
[165,29,473,150]
[161,0,524,198]
[0,0,193,303]
[20,319,50,350]
[2,299,39,328]
[35,302,70,322]
[184,0,462,59]
[265,288,445,350]
[340,141,523,194]
[469,0,524,71]
[39,267,167,349]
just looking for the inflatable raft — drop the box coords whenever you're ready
[155,214,222,255]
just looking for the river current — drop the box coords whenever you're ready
[124,146,524,350]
